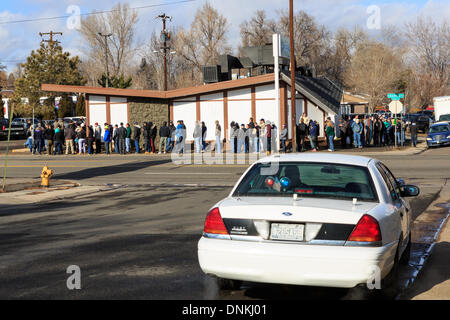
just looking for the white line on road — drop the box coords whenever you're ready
[144,172,231,175]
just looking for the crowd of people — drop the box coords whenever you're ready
[228,118,279,155]
[335,114,411,150]
[22,112,416,156]
[24,119,181,156]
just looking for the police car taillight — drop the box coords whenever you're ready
[347,214,382,242]
[204,207,229,235]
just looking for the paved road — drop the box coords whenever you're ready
[0,145,449,299]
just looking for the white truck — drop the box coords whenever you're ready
[434,96,450,122]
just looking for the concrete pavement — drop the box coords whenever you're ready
[404,183,450,300]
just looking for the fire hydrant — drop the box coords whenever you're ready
[41,166,53,188]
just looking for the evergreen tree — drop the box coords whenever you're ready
[13,41,86,118]
[97,73,132,89]
[75,94,86,116]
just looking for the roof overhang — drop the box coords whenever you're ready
[41,74,275,100]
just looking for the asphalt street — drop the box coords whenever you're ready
[0,144,449,299]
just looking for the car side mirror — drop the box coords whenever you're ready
[401,185,420,197]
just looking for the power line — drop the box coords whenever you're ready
[0,0,196,25]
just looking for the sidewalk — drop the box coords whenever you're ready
[0,179,106,204]
[405,183,450,300]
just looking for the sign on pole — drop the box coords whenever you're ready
[389,100,403,114]
[387,93,404,101]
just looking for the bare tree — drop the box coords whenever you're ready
[405,16,449,106]
[277,10,329,70]
[317,26,368,84]
[79,3,139,84]
[176,2,231,84]
[345,41,405,112]
[240,10,277,48]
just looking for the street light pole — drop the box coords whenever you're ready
[289,0,297,151]
[98,33,112,88]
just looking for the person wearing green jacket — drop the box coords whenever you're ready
[125,123,132,153]
[326,120,335,152]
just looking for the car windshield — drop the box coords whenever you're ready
[429,125,450,133]
[439,115,450,122]
[233,162,378,202]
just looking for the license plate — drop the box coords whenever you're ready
[270,223,304,241]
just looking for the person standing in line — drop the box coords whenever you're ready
[54,125,64,155]
[326,120,335,152]
[94,122,102,154]
[201,121,207,152]
[44,123,55,156]
[237,124,246,153]
[159,121,170,154]
[280,124,288,153]
[167,120,176,153]
[259,119,266,153]
[193,121,202,153]
[151,123,158,153]
[118,123,127,155]
[309,120,319,152]
[112,124,119,154]
[297,118,308,152]
[181,120,187,154]
[175,120,185,154]
[125,123,132,153]
[33,125,44,155]
[78,124,87,155]
[87,125,95,155]
[64,122,76,155]
[245,124,251,153]
[266,120,272,155]
[103,124,111,155]
[229,121,237,154]
[352,118,363,149]
[142,122,150,154]
[338,118,348,149]
[133,122,141,154]
[214,120,222,154]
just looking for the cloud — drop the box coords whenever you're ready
[1,0,449,73]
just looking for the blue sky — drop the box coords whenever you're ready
[0,0,449,73]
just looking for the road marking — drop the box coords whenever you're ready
[144,172,232,175]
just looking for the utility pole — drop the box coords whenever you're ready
[156,14,172,91]
[40,31,62,58]
[289,0,297,151]
[39,31,63,46]
[98,33,112,88]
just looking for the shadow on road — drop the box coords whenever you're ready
[53,159,172,181]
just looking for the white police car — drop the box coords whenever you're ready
[198,154,418,290]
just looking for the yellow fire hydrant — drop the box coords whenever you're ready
[41,166,53,188]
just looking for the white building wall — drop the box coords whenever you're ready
[88,95,107,128]
[200,100,224,141]
[110,103,128,126]
[228,100,251,132]
[173,101,196,141]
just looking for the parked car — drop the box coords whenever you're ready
[198,154,418,292]
[405,114,432,133]
[0,119,27,139]
[426,122,450,148]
